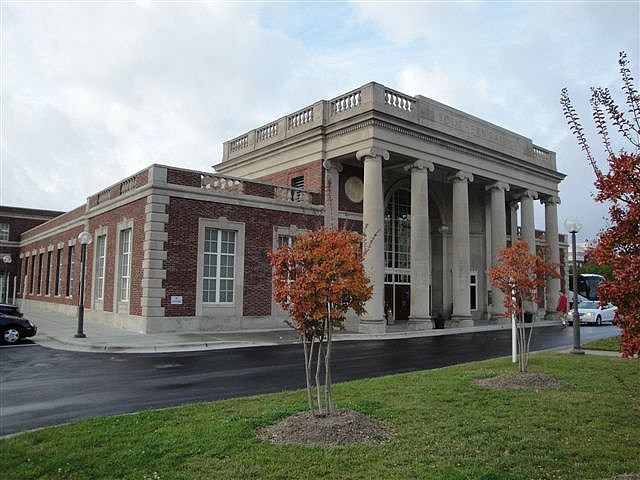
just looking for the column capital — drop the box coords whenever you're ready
[485,181,510,193]
[540,195,561,206]
[404,158,435,173]
[356,147,390,162]
[323,159,343,173]
[517,189,538,201]
[448,170,474,184]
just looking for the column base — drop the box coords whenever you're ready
[358,318,386,334]
[448,316,474,328]
[408,316,433,331]
[491,314,511,325]
[544,312,560,322]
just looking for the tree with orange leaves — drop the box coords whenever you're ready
[561,52,640,357]
[487,240,561,372]
[269,228,372,416]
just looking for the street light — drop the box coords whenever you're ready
[564,217,584,355]
[2,255,11,304]
[74,231,92,339]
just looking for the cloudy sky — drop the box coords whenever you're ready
[1,1,638,241]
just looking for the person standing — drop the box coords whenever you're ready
[557,290,569,328]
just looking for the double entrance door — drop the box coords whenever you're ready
[384,271,410,324]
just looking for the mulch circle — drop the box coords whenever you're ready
[473,372,566,390]
[258,408,394,447]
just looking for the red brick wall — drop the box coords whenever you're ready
[164,197,322,318]
[18,198,146,314]
[167,168,201,188]
[21,206,85,241]
[258,159,324,193]
[85,198,146,315]
[20,224,85,307]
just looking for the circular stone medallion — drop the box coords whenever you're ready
[344,176,364,203]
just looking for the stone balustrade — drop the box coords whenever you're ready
[222,82,555,170]
[200,173,316,206]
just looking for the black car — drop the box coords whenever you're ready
[0,303,24,317]
[1,313,37,344]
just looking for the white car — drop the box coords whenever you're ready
[577,301,617,326]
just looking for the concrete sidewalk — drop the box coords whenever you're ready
[18,309,575,354]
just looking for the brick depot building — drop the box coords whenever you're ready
[15,83,567,334]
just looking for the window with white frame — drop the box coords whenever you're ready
[45,251,53,295]
[118,229,132,302]
[55,248,63,296]
[470,271,478,311]
[96,235,107,300]
[277,234,296,248]
[202,228,236,304]
[0,223,9,241]
[66,245,74,296]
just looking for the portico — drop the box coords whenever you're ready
[217,82,566,333]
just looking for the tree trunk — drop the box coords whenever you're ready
[315,334,324,415]
[325,303,335,415]
[302,334,314,412]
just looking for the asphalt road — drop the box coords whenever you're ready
[0,325,618,436]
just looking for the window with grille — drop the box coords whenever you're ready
[96,235,106,300]
[55,248,63,296]
[45,251,52,295]
[66,246,74,296]
[0,223,9,241]
[290,176,304,189]
[119,229,132,302]
[202,228,236,304]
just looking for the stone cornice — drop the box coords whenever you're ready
[328,117,564,182]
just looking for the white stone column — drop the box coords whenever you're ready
[519,190,537,255]
[543,195,561,318]
[519,190,538,318]
[405,159,435,330]
[323,159,342,229]
[510,202,519,243]
[449,171,474,327]
[438,225,450,318]
[486,181,510,322]
[356,147,389,334]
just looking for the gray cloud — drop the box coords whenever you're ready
[1,1,637,243]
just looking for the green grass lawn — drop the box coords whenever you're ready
[1,353,638,480]
[583,335,621,352]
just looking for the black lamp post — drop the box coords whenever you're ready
[2,255,11,304]
[565,217,584,355]
[74,231,92,339]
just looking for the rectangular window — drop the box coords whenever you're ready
[55,248,63,296]
[202,228,235,304]
[0,223,9,241]
[30,256,35,294]
[119,229,132,302]
[45,251,52,295]
[66,246,74,296]
[96,235,107,300]
[470,272,478,311]
[37,254,43,294]
[277,234,295,248]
